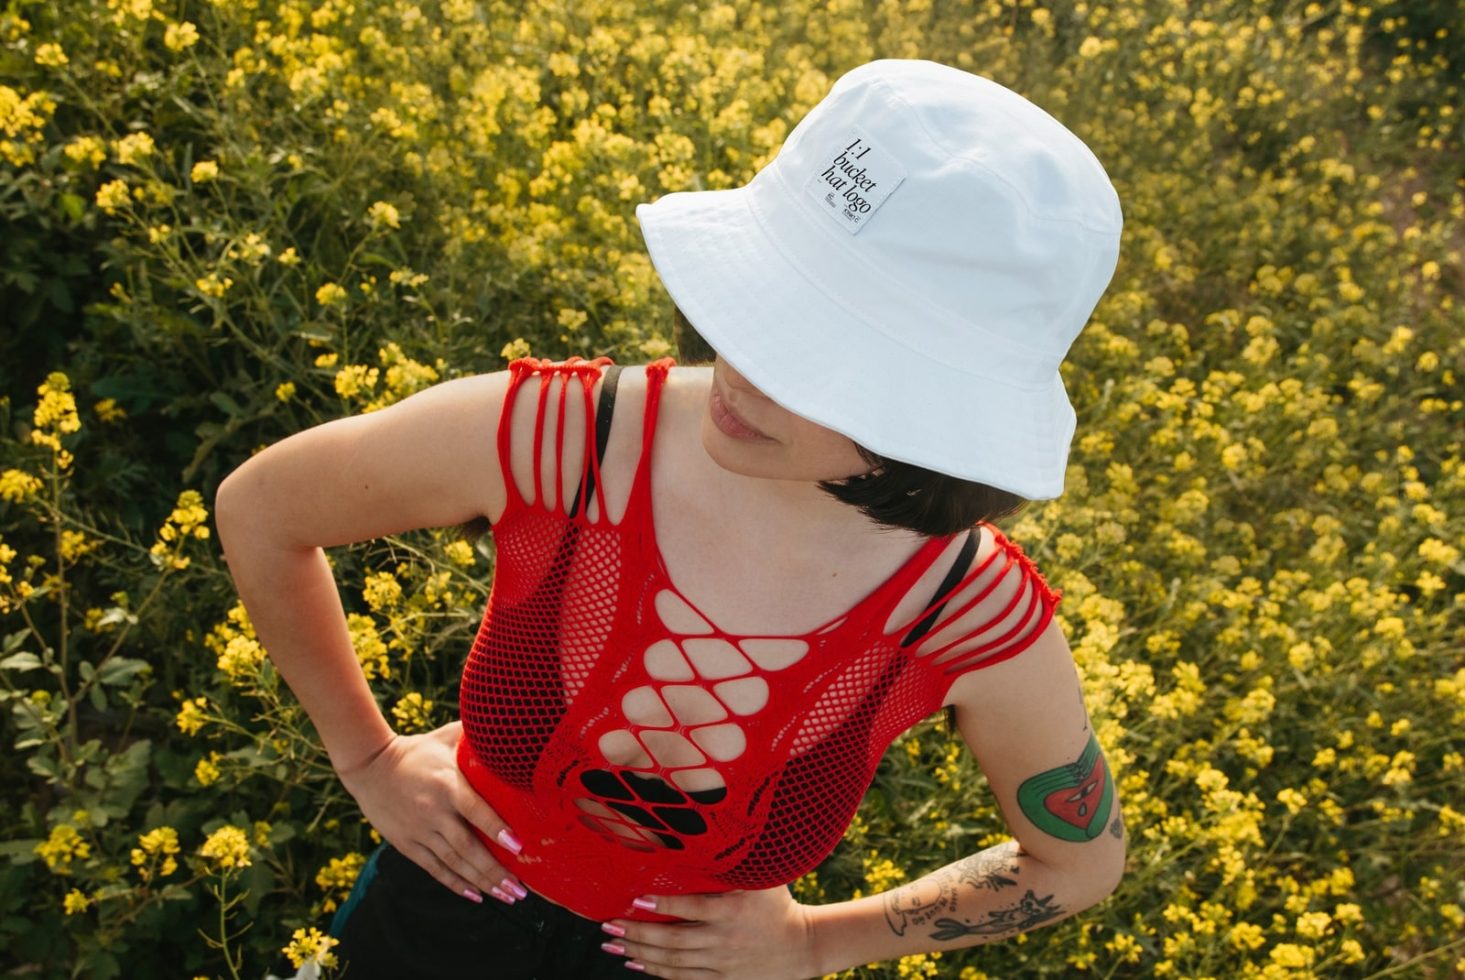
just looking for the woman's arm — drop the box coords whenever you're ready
[801,617,1125,971]
[214,373,511,767]
[214,372,527,901]
[604,617,1124,978]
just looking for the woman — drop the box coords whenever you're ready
[219,60,1126,978]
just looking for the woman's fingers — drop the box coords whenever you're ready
[453,773,525,856]
[404,839,490,904]
[433,821,524,898]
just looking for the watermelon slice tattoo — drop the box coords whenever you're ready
[1017,733,1114,842]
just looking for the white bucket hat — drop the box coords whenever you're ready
[636,59,1122,500]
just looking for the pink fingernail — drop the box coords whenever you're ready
[498,828,523,854]
[601,942,626,956]
[631,897,657,912]
[601,922,627,938]
[625,962,646,973]
[503,878,528,900]
[462,887,484,903]
[489,886,515,905]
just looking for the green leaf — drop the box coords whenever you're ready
[25,754,59,781]
[97,607,137,628]
[78,660,96,682]
[0,839,40,864]
[97,657,151,687]
[208,391,244,417]
[0,652,42,672]
[89,685,107,712]
[57,192,86,222]
[3,629,33,653]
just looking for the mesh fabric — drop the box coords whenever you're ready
[457,358,1061,921]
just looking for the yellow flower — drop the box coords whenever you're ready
[500,338,531,361]
[95,178,130,213]
[363,571,403,611]
[35,824,90,874]
[199,825,252,871]
[316,853,366,912]
[275,381,296,402]
[63,136,107,169]
[63,889,90,915]
[347,613,390,679]
[1269,943,1315,968]
[367,200,400,229]
[175,696,209,735]
[59,530,98,563]
[1294,910,1331,939]
[316,282,347,306]
[113,131,155,165]
[1228,921,1265,950]
[392,692,434,733]
[150,489,210,568]
[194,753,221,786]
[0,468,42,503]
[164,20,199,51]
[1078,36,1104,58]
[130,826,181,881]
[277,246,301,266]
[194,273,232,299]
[314,352,339,368]
[443,539,475,566]
[334,364,379,399]
[1276,788,1308,815]
[190,160,219,183]
[216,633,266,680]
[94,398,126,423]
[34,42,68,67]
[282,927,339,970]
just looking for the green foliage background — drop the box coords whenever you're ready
[1,0,1461,976]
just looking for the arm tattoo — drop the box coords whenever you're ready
[883,843,1020,937]
[1016,731,1115,842]
[929,890,1063,941]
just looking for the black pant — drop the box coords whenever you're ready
[333,844,632,979]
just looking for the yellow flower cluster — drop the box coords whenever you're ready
[198,824,252,871]
[31,372,81,470]
[130,826,180,881]
[35,823,91,875]
[314,852,365,913]
[391,692,433,733]
[206,601,267,683]
[0,84,55,165]
[282,926,339,970]
[149,489,210,570]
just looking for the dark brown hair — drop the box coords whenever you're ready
[672,306,1028,537]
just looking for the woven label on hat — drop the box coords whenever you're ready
[804,132,906,234]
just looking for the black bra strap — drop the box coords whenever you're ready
[567,365,623,518]
[900,529,979,648]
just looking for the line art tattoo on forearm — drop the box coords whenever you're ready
[929,889,1063,941]
[882,842,1021,937]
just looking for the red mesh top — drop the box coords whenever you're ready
[456,357,1061,921]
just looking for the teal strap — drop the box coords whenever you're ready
[328,842,387,938]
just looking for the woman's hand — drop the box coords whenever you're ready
[600,886,822,979]
[335,720,528,905]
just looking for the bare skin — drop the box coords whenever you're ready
[215,357,1125,977]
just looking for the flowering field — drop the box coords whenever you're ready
[2,0,1462,976]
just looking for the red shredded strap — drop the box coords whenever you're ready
[496,356,612,517]
[909,530,1061,674]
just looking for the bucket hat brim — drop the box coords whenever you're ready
[636,184,1075,500]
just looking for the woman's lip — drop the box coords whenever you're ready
[710,387,773,441]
